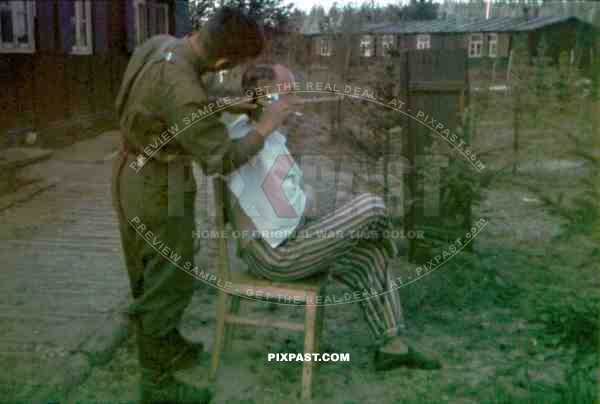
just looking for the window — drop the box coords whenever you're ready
[468,33,483,58]
[487,33,498,58]
[381,35,395,56]
[150,3,169,37]
[135,0,147,45]
[72,1,93,55]
[360,35,373,57]
[416,34,431,50]
[0,1,35,53]
[135,0,169,46]
[319,38,330,57]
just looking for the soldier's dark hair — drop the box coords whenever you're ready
[241,64,276,99]
[203,7,265,62]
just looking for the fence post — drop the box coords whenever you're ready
[513,84,521,175]
[401,51,417,262]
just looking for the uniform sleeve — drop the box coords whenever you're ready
[174,103,265,175]
[160,64,265,175]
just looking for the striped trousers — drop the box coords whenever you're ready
[240,193,406,345]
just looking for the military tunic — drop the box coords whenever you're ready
[112,35,264,337]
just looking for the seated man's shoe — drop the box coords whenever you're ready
[137,327,204,374]
[374,337,441,371]
[140,371,213,404]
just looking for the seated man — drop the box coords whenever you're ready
[220,64,440,371]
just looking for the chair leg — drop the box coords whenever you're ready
[302,300,317,401]
[314,304,325,354]
[210,289,229,380]
[224,295,241,350]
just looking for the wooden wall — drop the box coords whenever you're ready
[0,0,129,143]
[0,0,189,145]
[0,52,128,144]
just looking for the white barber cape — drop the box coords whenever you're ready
[220,112,306,248]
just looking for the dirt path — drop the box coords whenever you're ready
[0,132,131,402]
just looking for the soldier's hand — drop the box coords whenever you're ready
[227,101,258,113]
[255,98,296,136]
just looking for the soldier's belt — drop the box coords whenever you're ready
[121,142,180,164]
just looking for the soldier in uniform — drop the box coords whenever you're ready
[112,8,295,403]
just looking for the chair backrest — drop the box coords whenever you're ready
[212,176,232,281]
[212,176,227,225]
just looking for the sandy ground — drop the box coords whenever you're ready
[0,132,131,402]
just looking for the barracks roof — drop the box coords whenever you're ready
[304,15,592,36]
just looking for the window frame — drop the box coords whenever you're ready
[134,0,148,46]
[71,0,93,55]
[487,32,498,58]
[217,70,227,84]
[360,35,373,58]
[319,37,331,57]
[154,2,169,35]
[468,33,484,58]
[0,0,36,54]
[381,34,395,56]
[416,34,431,50]
[135,0,170,46]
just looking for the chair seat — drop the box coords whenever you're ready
[227,270,325,303]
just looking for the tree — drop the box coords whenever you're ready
[328,2,341,25]
[401,0,438,21]
[308,4,325,18]
[384,4,404,21]
[190,0,214,28]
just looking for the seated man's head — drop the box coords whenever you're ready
[189,7,265,72]
[241,64,295,103]
[241,64,302,125]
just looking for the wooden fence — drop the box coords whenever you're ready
[399,49,469,262]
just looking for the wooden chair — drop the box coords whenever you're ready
[209,177,326,400]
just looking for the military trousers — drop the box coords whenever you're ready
[112,154,197,337]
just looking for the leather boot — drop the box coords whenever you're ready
[140,369,213,404]
[136,323,212,403]
[136,325,204,374]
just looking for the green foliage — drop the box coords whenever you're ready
[535,297,600,357]
[402,247,521,314]
[414,104,486,256]
[399,0,438,21]
[499,39,599,243]
[549,189,597,239]
[482,373,597,404]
